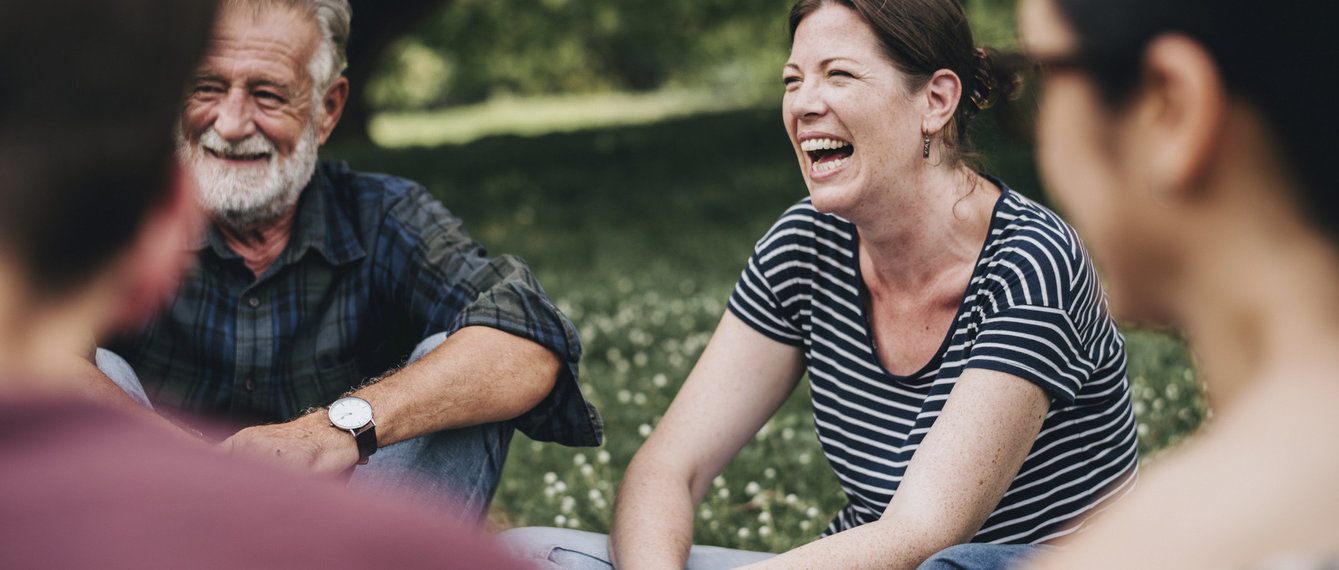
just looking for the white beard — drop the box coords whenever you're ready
[177,123,320,230]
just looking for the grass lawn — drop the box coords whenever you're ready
[324,104,1206,551]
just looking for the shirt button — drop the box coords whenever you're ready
[244,378,255,391]
[247,296,260,308]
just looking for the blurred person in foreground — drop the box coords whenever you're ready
[991,0,1339,567]
[0,1,525,567]
[96,0,602,520]
[500,0,1138,567]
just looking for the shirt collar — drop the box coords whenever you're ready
[192,160,366,268]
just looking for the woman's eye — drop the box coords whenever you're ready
[783,76,801,87]
[828,69,854,79]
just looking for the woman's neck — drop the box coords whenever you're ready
[855,167,999,294]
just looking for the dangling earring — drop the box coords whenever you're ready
[922,134,931,159]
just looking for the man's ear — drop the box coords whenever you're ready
[921,68,963,136]
[1131,34,1226,199]
[106,161,202,332]
[316,76,349,145]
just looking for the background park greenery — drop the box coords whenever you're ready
[326,0,1207,551]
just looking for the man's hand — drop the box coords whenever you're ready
[218,411,360,475]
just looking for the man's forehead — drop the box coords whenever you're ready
[198,4,319,77]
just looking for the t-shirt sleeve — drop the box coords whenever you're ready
[726,205,812,347]
[965,225,1106,404]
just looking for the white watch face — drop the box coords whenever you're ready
[328,397,373,430]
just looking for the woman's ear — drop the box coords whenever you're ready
[1130,34,1226,199]
[922,68,964,136]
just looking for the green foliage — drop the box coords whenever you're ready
[367,0,1025,112]
[325,104,1205,550]
[368,0,792,110]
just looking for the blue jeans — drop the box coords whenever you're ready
[495,527,1043,570]
[496,527,777,569]
[916,543,1047,570]
[97,332,510,525]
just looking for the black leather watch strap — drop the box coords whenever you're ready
[351,424,377,465]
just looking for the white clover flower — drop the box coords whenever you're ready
[617,390,632,403]
[806,506,819,517]
[653,373,668,387]
[745,481,761,495]
[568,517,581,528]
[718,488,730,499]
[737,528,750,539]
[713,476,726,488]
[638,424,653,437]
[544,472,558,485]
[588,489,602,501]
[580,464,594,477]
[555,515,567,526]
[785,494,798,504]
[758,511,771,523]
[759,526,772,538]
[544,487,557,499]
[555,481,568,493]
[574,453,587,466]
[800,520,811,531]
[782,428,795,441]
[700,507,713,520]
[633,392,647,405]
[561,496,576,513]
[798,453,811,465]
[597,450,611,464]
[764,468,777,479]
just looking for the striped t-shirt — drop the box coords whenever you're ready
[728,183,1138,544]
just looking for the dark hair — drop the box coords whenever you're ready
[788,0,1026,165]
[0,0,216,296]
[1052,0,1339,233]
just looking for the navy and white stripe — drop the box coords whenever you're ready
[728,181,1138,544]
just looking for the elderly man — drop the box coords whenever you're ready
[101,0,601,517]
[0,0,527,566]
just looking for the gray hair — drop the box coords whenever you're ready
[221,0,351,104]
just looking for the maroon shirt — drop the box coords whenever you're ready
[0,396,531,569]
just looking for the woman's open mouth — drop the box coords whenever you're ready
[801,137,854,174]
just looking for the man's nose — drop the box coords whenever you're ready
[212,88,258,142]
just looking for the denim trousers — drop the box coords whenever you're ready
[96,331,511,525]
[495,527,1044,570]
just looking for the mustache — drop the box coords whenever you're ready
[197,128,276,158]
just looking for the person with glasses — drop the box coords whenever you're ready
[944,0,1339,567]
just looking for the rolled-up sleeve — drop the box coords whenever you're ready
[372,182,602,447]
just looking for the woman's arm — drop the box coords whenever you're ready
[609,311,806,569]
[744,368,1051,570]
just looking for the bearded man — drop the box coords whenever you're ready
[101,0,601,519]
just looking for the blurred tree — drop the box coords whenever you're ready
[338,0,1020,142]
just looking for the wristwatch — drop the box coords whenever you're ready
[327,396,377,465]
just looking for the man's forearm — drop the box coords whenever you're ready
[348,325,559,447]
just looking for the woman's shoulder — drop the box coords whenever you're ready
[751,197,856,259]
[978,182,1098,306]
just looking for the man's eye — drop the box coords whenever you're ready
[193,85,224,95]
[255,91,287,104]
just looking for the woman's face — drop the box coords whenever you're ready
[783,4,926,217]
[1020,0,1176,322]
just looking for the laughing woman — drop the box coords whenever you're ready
[502,0,1137,568]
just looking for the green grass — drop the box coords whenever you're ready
[324,105,1206,550]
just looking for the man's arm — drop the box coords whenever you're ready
[219,325,557,473]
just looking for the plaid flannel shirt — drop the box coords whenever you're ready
[107,160,602,446]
